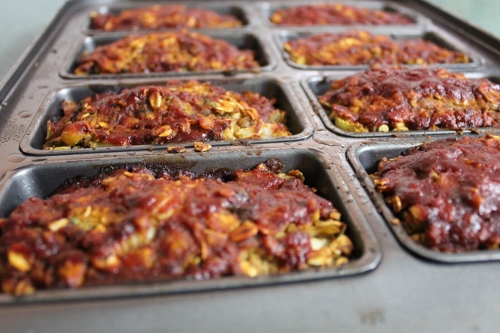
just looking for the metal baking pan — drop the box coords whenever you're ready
[60,31,276,79]
[85,3,250,35]
[347,135,500,263]
[0,147,380,303]
[302,74,500,138]
[257,0,426,29]
[3,0,500,331]
[276,30,482,71]
[20,76,314,156]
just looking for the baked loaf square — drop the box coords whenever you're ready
[318,67,500,132]
[372,135,500,252]
[284,31,469,66]
[90,4,242,31]
[270,3,412,26]
[73,31,259,75]
[0,160,353,295]
[44,80,291,149]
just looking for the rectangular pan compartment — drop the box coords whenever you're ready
[60,31,275,79]
[0,148,380,303]
[276,30,481,71]
[20,77,313,156]
[258,1,424,28]
[85,3,250,34]
[347,137,500,263]
[302,74,500,138]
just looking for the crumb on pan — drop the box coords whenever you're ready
[167,146,186,153]
[194,142,211,152]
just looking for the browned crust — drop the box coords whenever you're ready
[270,3,412,26]
[284,31,469,66]
[73,31,259,75]
[44,80,291,149]
[318,67,500,132]
[0,161,352,295]
[372,135,500,252]
[90,4,242,31]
